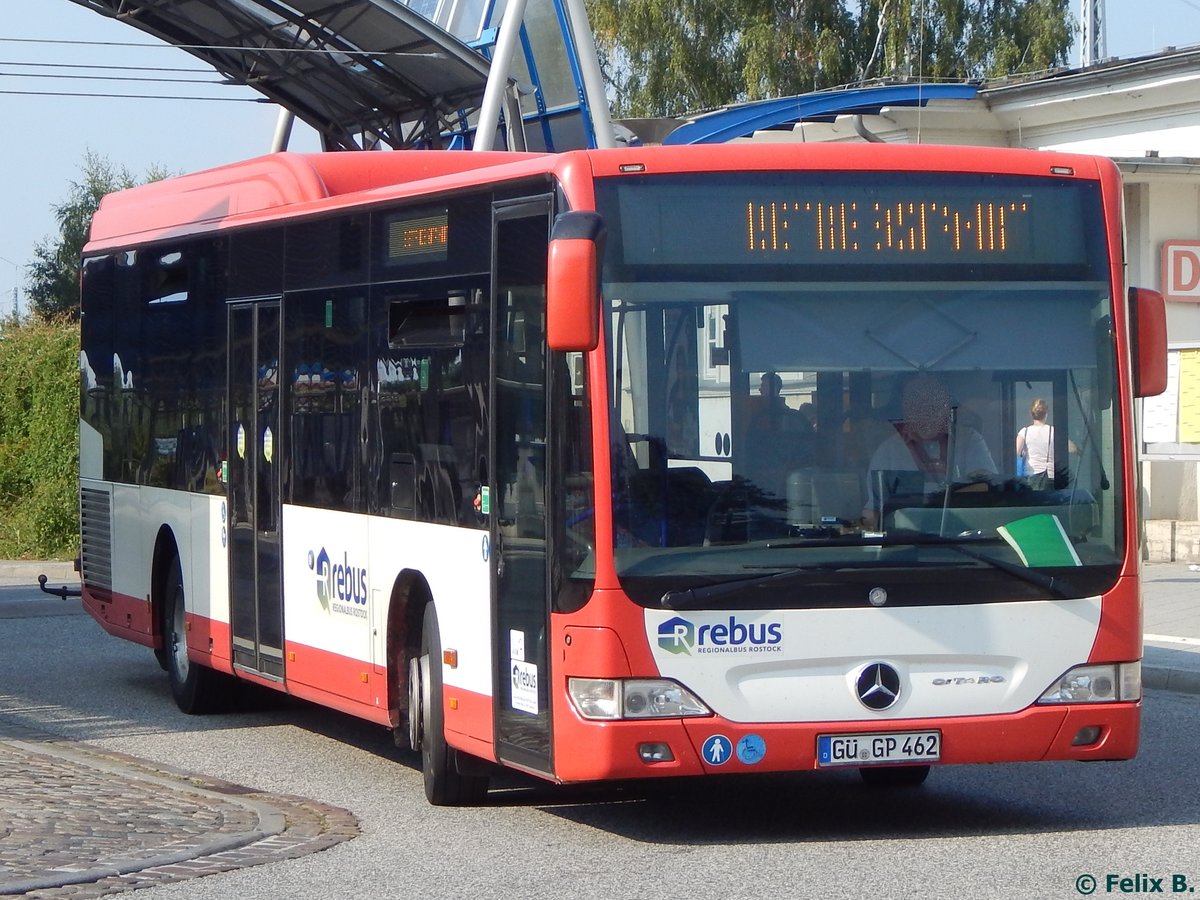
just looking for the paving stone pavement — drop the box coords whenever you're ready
[0,718,358,898]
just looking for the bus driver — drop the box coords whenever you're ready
[862,373,997,528]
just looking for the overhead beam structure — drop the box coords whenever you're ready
[68,0,492,150]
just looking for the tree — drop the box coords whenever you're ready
[855,0,1074,81]
[588,0,1074,118]
[25,152,169,321]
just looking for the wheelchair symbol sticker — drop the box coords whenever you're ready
[736,734,766,765]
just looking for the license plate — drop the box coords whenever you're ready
[817,730,941,767]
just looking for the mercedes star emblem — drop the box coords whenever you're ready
[856,662,901,710]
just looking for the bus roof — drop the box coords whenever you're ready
[85,150,552,253]
[84,144,1117,254]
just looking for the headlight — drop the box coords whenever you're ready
[1037,662,1141,704]
[568,678,620,719]
[568,677,711,720]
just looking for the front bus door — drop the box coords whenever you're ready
[228,301,284,679]
[491,197,554,774]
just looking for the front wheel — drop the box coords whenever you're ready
[412,603,489,806]
[163,556,231,715]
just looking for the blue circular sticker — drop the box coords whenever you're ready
[701,734,733,766]
[736,734,766,765]
[481,533,491,562]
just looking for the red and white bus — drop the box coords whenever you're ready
[78,142,1166,804]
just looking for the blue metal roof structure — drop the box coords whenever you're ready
[66,3,977,152]
[663,84,980,145]
[464,0,605,152]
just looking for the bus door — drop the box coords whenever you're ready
[490,197,554,774]
[227,300,285,679]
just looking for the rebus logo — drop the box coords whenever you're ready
[657,615,783,656]
[658,616,695,655]
[309,547,368,617]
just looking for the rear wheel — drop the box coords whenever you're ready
[163,556,230,714]
[859,765,930,788]
[412,603,489,806]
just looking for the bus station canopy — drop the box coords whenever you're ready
[662,84,981,144]
[69,0,492,150]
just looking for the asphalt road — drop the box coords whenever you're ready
[1,581,1198,900]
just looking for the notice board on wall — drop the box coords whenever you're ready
[1143,347,1200,454]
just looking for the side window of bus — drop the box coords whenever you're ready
[81,254,119,483]
[554,349,594,610]
[117,242,225,493]
[285,289,368,512]
[375,289,487,526]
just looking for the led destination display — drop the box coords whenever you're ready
[604,172,1101,271]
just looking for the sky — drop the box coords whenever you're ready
[3,0,1200,318]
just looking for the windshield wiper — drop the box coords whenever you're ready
[763,534,880,549]
[886,532,1075,599]
[659,565,844,610]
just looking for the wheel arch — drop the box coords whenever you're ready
[150,525,182,653]
[385,569,434,731]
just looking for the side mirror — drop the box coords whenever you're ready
[547,211,604,352]
[1129,287,1167,398]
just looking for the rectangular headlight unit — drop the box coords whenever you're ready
[1037,662,1141,704]
[568,677,711,720]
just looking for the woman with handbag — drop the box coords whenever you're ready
[1015,398,1055,489]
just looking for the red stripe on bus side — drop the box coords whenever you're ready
[82,585,238,675]
[443,685,495,761]
[82,584,155,648]
[283,639,378,711]
[188,616,233,675]
[82,590,493,739]
[281,643,497,742]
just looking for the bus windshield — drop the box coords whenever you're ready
[596,170,1122,607]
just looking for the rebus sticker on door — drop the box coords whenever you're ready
[510,629,538,714]
[511,660,539,714]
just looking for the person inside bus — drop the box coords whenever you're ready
[747,372,809,434]
[861,373,997,528]
[744,371,815,495]
[1016,397,1076,490]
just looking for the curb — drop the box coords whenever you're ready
[0,560,76,589]
[1142,642,1200,697]
[1142,664,1200,697]
[0,733,359,897]
[0,739,282,896]
[0,829,273,896]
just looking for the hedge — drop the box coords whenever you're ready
[0,318,79,559]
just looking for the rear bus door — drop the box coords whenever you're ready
[227,300,285,679]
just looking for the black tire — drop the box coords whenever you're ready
[163,556,230,715]
[154,639,170,673]
[415,603,489,806]
[859,764,931,788]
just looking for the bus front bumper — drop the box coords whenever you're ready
[551,702,1140,782]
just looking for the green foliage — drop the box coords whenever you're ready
[0,317,79,559]
[588,0,1075,117]
[25,152,172,322]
